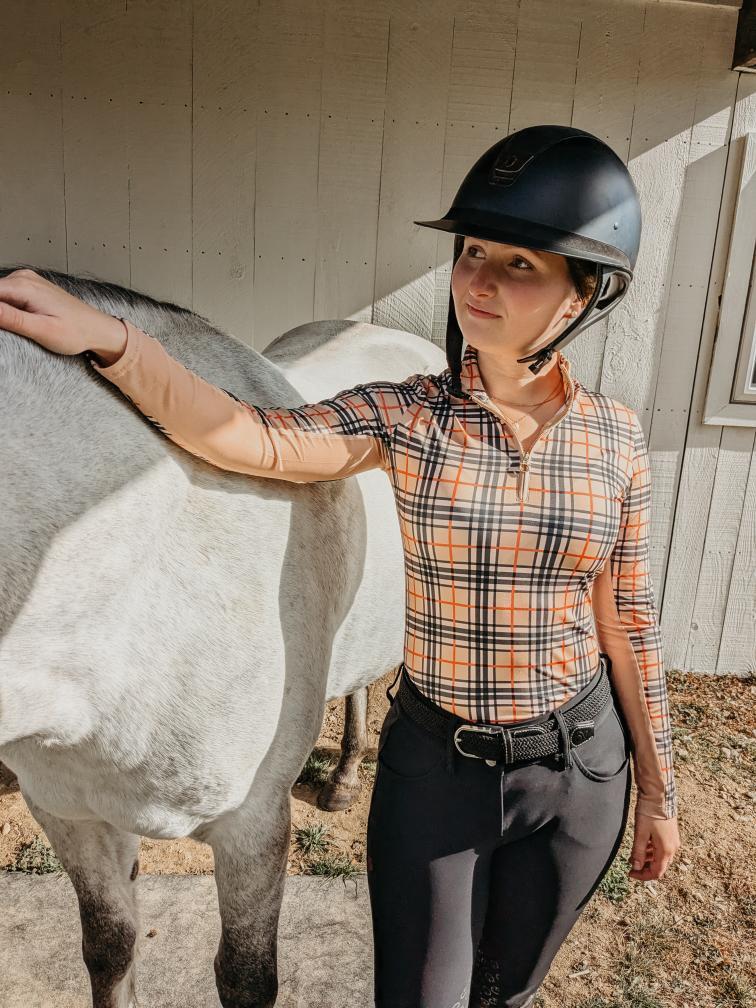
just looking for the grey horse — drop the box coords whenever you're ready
[0,266,444,1008]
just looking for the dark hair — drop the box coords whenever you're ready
[565,256,599,307]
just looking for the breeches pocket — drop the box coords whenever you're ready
[571,699,630,782]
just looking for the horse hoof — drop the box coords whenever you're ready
[317,780,360,811]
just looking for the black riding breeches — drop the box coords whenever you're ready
[366,656,632,1008]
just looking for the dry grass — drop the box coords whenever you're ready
[537,668,756,1008]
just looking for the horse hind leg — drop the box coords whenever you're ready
[23,794,141,1008]
[317,686,368,812]
[205,786,290,1008]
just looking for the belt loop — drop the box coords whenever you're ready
[385,664,402,705]
[552,708,573,768]
[502,727,513,764]
[446,721,457,775]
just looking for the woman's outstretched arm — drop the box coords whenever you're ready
[88,317,416,483]
[0,270,415,483]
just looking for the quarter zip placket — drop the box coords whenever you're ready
[467,357,577,504]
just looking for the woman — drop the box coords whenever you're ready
[0,123,680,1008]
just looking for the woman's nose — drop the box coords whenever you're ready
[469,273,498,297]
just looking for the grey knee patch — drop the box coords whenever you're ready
[469,948,539,1008]
[469,948,503,1007]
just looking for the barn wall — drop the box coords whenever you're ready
[2,0,754,675]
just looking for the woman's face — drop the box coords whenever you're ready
[450,236,585,360]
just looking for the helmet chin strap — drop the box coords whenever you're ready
[516,263,605,374]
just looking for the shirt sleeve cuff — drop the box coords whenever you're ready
[87,317,143,381]
[635,794,677,820]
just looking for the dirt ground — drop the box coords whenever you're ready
[2,666,754,1007]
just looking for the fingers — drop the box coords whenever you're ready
[0,299,54,344]
[0,269,87,355]
[629,833,677,880]
[628,862,655,881]
[0,271,40,335]
[629,839,655,876]
[653,836,678,869]
[628,854,672,881]
[656,852,674,877]
[629,818,678,881]
[0,268,41,310]
[630,832,652,872]
[0,300,32,336]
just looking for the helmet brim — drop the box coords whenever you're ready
[414,213,632,276]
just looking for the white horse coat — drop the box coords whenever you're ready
[0,270,444,1008]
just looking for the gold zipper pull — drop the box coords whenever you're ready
[517,454,530,502]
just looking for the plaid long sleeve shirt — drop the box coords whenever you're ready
[89,320,677,819]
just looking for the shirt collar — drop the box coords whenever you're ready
[450,342,580,409]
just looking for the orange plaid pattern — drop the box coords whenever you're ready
[90,322,676,818]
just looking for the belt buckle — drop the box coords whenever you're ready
[453,723,507,766]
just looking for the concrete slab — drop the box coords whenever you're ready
[0,870,374,1007]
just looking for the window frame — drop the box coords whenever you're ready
[704,130,756,427]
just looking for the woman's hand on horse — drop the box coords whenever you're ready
[0,268,125,359]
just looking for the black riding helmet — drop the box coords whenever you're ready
[414,124,642,387]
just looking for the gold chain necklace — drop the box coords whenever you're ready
[489,381,565,431]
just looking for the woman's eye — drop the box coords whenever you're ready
[466,247,532,270]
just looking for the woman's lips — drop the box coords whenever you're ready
[466,302,500,318]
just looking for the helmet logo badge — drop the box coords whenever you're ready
[489,149,534,188]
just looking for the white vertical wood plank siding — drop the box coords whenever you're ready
[61,1,132,285]
[510,0,582,130]
[687,427,755,672]
[314,1,390,327]
[569,0,646,392]
[252,0,324,351]
[372,0,456,341]
[593,4,715,651]
[0,0,752,675]
[120,0,193,307]
[1,2,66,272]
[650,8,740,654]
[648,6,737,607]
[663,72,756,673]
[662,441,723,665]
[191,0,258,345]
[428,1,519,348]
[717,448,756,675]
[601,3,706,415]
[714,84,756,675]
[684,75,756,674]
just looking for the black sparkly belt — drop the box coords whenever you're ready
[392,656,612,768]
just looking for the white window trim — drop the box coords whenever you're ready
[704,130,756,427]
